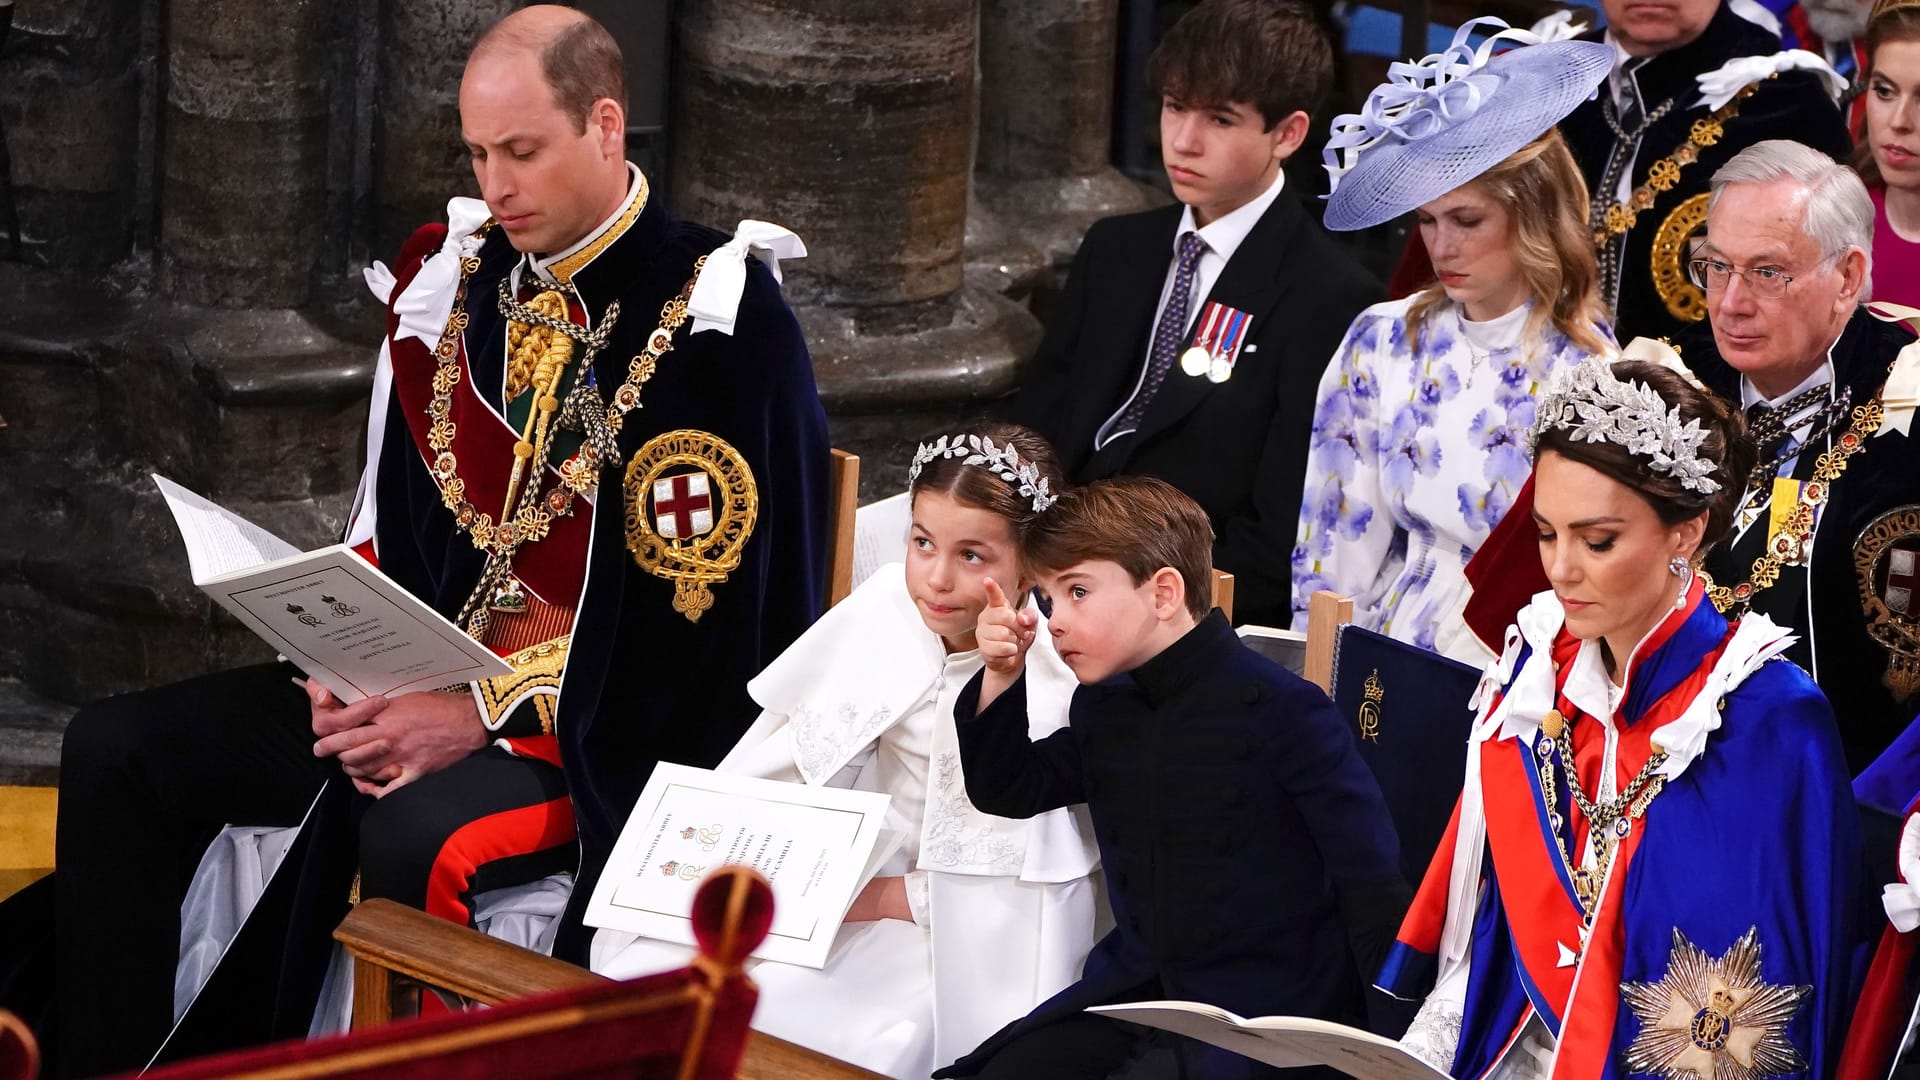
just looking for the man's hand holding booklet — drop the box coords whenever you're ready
[153,475,511,701]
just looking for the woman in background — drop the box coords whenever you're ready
[1857,0,1920,307]
[1291,20,1615,664]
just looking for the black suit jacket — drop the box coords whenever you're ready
[1688,309,1920,770]
[1012,195,1381,626]
[1560,3,1850,343]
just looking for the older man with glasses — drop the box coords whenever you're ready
[1680,138,1920,772]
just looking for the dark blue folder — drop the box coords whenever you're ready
[1328,624,1480,888]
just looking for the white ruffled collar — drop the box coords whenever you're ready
[1477,590,1797,780]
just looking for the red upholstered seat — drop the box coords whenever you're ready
[0,1010,38,1080]
[120,867,777,1080]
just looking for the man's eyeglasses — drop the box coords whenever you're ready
[1687,256,1819,299]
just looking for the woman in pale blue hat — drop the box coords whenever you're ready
[1288,20,1616,665]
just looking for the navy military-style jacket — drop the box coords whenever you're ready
[939,611,1407,1079]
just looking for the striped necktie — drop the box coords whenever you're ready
[1115,231,1209,433]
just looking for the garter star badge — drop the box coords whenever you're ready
[624,429,758,623]
[1621,927,1810,1080]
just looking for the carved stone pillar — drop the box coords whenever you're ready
[370,0,518,261]
[672,0,1040,491]
[0,0,140,266]
[159,0,334,307]
[976,0,1146,270]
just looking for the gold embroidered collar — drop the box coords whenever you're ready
[537,165,651,285]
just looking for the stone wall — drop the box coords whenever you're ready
[0,0,1147,773]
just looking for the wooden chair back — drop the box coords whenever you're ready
[827,450,859,607]
[1210,568,1235,623]
[1303,590,1354,693]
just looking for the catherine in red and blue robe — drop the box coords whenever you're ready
[1381,578,1862,1079]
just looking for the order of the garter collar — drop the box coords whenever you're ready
[1529,357,1721,495]
[908,434,1058,513]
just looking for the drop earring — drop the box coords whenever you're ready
[1669,556,1692,609]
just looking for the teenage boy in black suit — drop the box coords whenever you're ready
[1011,0,1381,628]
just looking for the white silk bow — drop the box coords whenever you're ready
[1693,50,1847,111]
[1885,813,1920,931]
[1620,335,1712,393]
[390,197,492,344]
[1526,10,1590,42]
[687,220,808,337]
[1324,18,1556,191]
[1869,302,1920,438]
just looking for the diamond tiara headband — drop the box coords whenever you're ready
[1529,358,1722,495]
[907,433,1059,513]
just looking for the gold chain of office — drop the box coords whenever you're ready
[1700,398,1885,615]
[1589,85,1758,248]
[418,223,707,635]
[1535,707,1670,926]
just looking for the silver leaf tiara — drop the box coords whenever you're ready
[907,433,1059,512]
[1528,357,1722,495]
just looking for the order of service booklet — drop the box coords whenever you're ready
[153,475,511,703]
[1087,1002,1449,1080]
[585,762,904,969]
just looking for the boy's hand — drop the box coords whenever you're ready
[978,578,1037,674]
[976,578,1037,712]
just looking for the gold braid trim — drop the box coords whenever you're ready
[505,290,576,402]
[474,635,571,733]
[546,172,650,284]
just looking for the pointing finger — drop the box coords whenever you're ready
[983,577,1011,610]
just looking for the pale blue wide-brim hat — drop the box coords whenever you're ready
[1322,17,1614,232]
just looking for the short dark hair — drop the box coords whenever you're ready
[1146,0,1334,129]
[908,422,1066,538]
[1534,361,1756,550]
[541,18,626,133]
[473,11,625,134]
[1023,476,1215,621]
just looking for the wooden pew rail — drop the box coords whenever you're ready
[334,899,885,1080]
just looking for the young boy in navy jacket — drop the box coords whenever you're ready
[939,477,1407,1080]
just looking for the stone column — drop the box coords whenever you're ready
[976,0,1147,270]
[370,0,517,261]
[0,0,141,267]
[672,0,1041,492]
[160,0,334,307]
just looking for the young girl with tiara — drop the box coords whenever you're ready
[591,422,1100,1080]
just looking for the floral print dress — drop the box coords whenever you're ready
[1289,296,1612,663]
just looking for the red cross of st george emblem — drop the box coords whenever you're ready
[652,472,714,540]
[1888,549,1919,615]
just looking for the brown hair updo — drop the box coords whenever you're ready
[908,422,1067,538]
[1533,361,1756,551]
